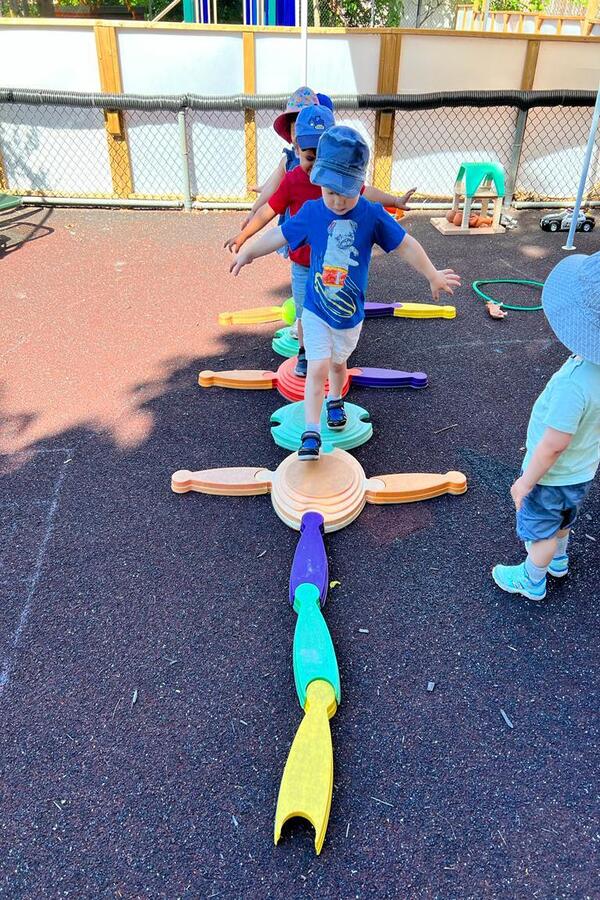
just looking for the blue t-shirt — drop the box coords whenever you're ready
[522,355,600,485]
[281,196,406,329]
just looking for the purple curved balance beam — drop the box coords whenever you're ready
[289,511,329,607]
[364,302,397,318]
[351,367,428,389]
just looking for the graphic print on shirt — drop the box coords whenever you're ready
[314,219,361,323]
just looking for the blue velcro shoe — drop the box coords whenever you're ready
[298,430,321,461]
[326,398,347,430]
[492,562,547,600]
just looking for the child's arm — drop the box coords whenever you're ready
[229,226,288,276]
[396,234,461,300]
[511,428,573,510]
[363,186,416,210]
[240,158,287,229]
[224,204,277,253]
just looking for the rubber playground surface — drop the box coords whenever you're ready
[1,205,599,898]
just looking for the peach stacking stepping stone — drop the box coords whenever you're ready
[172,449,467,533]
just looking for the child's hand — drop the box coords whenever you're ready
[230,246,252,276]
[396,188,417,210]
[429,269,461,301]
[510,475,533,511]
[224,233,243,253]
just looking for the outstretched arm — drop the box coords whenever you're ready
[363,186,416,210]
[240,158,287,229]
[396,234,461,300]
[511,428,573,510]
[230,226,288,276]
[224,203,277,253]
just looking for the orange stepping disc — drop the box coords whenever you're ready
[199,357,351,402]
[172,449,467,533]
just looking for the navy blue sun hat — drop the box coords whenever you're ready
[294,105,335,150]
[542,251,600,364]
[310,125,369,197]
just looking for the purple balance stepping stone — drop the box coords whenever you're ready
[351,367,428,389]
[289,511,329,607]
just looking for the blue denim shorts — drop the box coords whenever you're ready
[290,261,310,318]
[516,479,592,542]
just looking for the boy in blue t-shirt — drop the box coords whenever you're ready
[230,126,460,460]
[492,251,600,601]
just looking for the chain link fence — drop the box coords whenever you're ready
[0,90,598,207]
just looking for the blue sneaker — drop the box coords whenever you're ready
[492,562,547,600]
[525,542,569,578]
[548,554,569,578]
[294,348,308,378]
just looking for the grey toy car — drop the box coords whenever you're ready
[540,209,595,233]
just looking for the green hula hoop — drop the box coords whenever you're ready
[472,278,544,312]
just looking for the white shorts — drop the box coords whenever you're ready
[301,308,363,364]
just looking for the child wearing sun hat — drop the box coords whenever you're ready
[492,250,600,600]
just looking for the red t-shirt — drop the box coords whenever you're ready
[269,167,321,268]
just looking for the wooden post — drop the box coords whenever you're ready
[521,39,540,90]
[373,32,402,192]
[243,30,258,201]
[584,0,599,34]
[0,153,7,192]
[94,23,133,198]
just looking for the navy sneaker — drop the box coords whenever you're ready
[294,348,308,378]
[298,430,321,461]
[326,398,347,430]
[492,562,547,600]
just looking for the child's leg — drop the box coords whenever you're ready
[526,534,559,570]
[324,322,363,430]
[290,263,309,377]
[298,310,334,459]
[492,481,588,600]
[527,527,571,578]
[304,358,329,426]
[328,359,347,400]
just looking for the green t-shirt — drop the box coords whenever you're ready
[523,356,600,486]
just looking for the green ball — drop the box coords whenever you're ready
[281,297,296,326]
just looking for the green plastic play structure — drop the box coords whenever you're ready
[0,194,22,214]
[456,162,505,198]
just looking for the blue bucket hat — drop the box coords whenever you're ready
[310,126,369,197]
[542,250,600,364]
[294,104,335,150]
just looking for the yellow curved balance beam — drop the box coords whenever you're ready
[392,302,456,319]
[218,297,296,327]
[274,679,337,855]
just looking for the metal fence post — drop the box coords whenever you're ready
[178,109,193,212]
[506,106,528,207]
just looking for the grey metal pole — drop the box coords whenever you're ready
[563,81,600,251]
[178,109,193,213]
[506,106,528,206]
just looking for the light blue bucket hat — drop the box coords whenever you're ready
[542,250,600,364]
